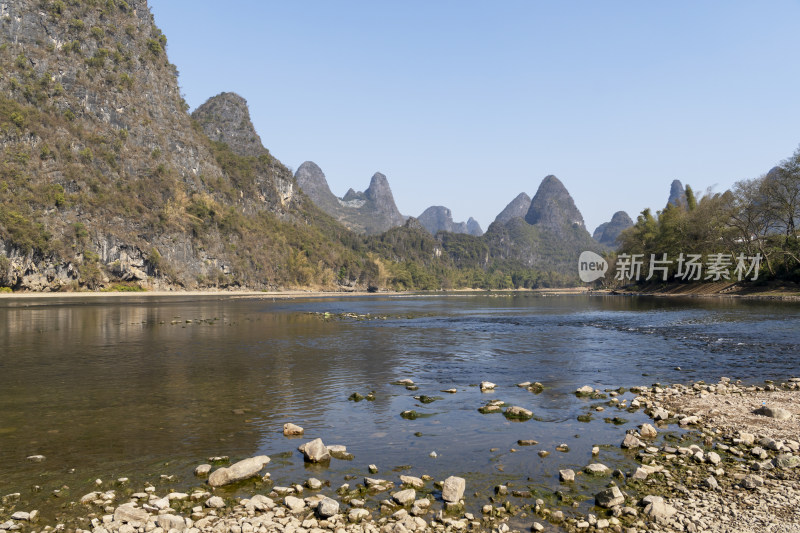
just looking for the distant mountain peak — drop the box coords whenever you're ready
[418,206,483,236]
[525,175,585,230]
[494,192,532,225]
[667,179,687,208]
[293,164,404,234]
[192,92,266,158]
[593,211,633,247]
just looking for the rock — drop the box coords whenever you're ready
[595,486,624,508]
[348,508,370,523]
[631,467,649,480]
[26,455,45,463]
[738,432,756,445]
[369,464,379,474]
[393,489,416,506]
[518,439,538,446]
[194,464,212,477]
[639,424,658,438]
[316,497,339,518]
[250,494,274,511]
[283,423,304,436]
[302,438,331,463]
[156,514,186,531]
[679,415,699,426]
[621,434,642,449]
[480,381,496,391]
[584,463,610,476]
[742,474,764,489]
[10,513,29,522]
[707,451,721,465]
[284,495,306,512]
[644,498,677,521]
[400,475,425,489]
[775,454,800,468]
[754,405,792,420]
[205,496,225,509]
[208,455,270,487]
[559,469,575,482]
[504,406,533,420]
[441,476,465,502]
[651,407,669,421]
[576,385,594,396]
[306,477,323,490]
[702,476,719,490]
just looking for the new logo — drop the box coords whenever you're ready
[578,251,608,283]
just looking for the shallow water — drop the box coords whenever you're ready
[1,293,799,524]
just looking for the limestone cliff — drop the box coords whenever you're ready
[593,211,633,247]
[494,193,531,225]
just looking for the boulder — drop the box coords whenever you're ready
[392,489,416,506]
[644,499,677,521]
[205,496,225,508]
[559,469,575,482]
[575,385,594,396]
[156,514,186,532]
[284,495,306,512]
[621,434,643,449]
[584,463,610,476]
[400,475,425,489]
[194,464,212,477]
[113,505,149,527]
[208,455,270,487]
[316,497,339,518]
[639,424,658,438]
[775,454,800,468]
[349,508,370,523]
[441,476,465,502]
[480,381,496,391]
[303,438,331,463]
[283,423,304,436]
[595,486,624,508]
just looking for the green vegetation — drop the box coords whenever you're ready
[615,145,800,285]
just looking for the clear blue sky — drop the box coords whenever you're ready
[149,1,800,233]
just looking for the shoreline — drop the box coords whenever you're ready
[2,377,798,533]
[3,282,800,303]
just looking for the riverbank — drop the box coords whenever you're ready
[0,287,591,302]
[611,280,800,301]
[2,377,798,533]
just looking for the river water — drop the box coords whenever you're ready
[1,293,799,524]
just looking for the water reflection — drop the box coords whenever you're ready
[0,293,799,521]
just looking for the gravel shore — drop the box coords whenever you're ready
[2,377,798,533]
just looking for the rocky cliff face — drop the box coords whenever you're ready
[294,163,405,235]
[418,206,482,236]
[593,211,633,247]
[192,92,266,158]
[0,0,352,291]
[494,193,531,225]
[668,179,688,208]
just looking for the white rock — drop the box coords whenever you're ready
[303,438,331,463]
[113,504,149,526]
[283,423,304,436]
[480,381,496,391]
[392,489,416,506]
[205,496,225,509]
[316,497,339,518]
[441,476,465,503]
[208,455,270,487]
